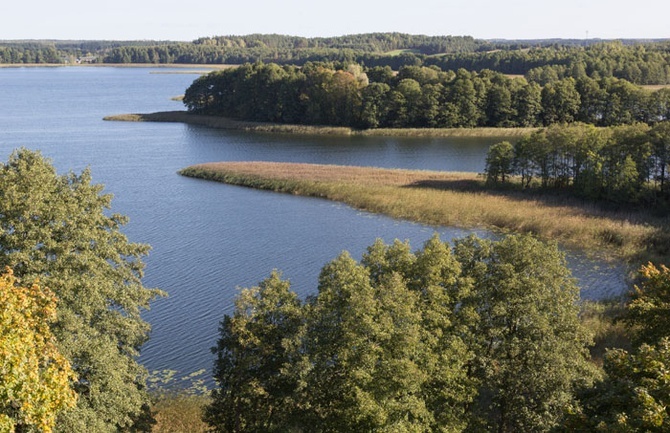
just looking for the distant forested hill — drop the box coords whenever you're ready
[2,34,670,85]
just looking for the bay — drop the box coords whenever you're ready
[0,67,627,382]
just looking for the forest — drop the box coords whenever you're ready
[3,149,670,432]
[183,61,670,129]
[484,122,670,210]
[2,34,670,85]
[204,234,670,432]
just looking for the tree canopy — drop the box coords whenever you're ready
[0,268,77,433]
[206,234,593,432]
[183,62,670,130]
[0,149,163,432]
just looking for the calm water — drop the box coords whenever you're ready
[0,67,627,381]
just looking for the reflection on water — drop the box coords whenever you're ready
[0,67,629,381]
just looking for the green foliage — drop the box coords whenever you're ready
[184,60,670,131]
[207,234,592,432]
[204,271,305,432]
[0,268,78,433]
[0,149,163,432]
[558,262,670,431]
[485,141,514,185]
[623,263,670,346]
[563,339,670,432]
[454,234,595,433]
[483,122,670,210]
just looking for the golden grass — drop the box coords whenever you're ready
[151,394,209,433]
[104,111,538,137]
[580,300,631,365]
[180,162,670,265]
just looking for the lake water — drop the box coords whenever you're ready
[0,67,628,382]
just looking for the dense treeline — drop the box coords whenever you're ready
[0,43,62,63]
[183,62,670,129]
[3,36,670,86]
[205,234,670,432]
[0,40,176,63]
[206,234,593,432]
[427,41,670,85]
[193,33,480,54]
[103,38,670,85]
[484,122,670,210]
[102,33,479,67]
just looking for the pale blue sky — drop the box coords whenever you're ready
[3,0,669,41]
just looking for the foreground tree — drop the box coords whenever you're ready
[207,234,592,432]
[305,251,436,432]
[454,234,594,433]
[0,149,163,432]
[624,263,670,346]
[0,268,78,433]
[562,262,670,431]
[204,271,305,433]
[564,340,670,432]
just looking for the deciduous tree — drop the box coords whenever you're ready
[0,268,77,433]
[205,271,305,433]
[0,149,163,432]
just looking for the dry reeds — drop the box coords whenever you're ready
[180,162,670,265]
[105,111,537,137]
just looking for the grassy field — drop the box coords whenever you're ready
[105,111,537,137]
[179,161,670,266]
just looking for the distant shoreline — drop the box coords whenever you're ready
[103,111,537,138]
[0,63,236,70]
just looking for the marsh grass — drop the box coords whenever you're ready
[104,111,537,137]
[180,162,669,265]
[146,369,210,432]
[580,300,631,365]
[151,394,209,433]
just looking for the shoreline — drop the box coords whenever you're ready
[104,111,538,138]
[178,161,669,266]
[0,63,236,69]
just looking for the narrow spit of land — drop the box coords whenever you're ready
[104,111,537,137]
[179,161,670,266]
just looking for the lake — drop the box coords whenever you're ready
[0,67,628,382]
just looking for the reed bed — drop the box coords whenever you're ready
[104,111,536,137]
[151,394,209,433]
[180,162,670,265]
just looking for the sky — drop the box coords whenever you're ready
[3,0,669,41]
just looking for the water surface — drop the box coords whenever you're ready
[0,67,628,381]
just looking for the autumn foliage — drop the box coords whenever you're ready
[0,267,77,433]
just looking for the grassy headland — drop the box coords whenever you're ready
[179,161,670,266]
[104,111,537,137]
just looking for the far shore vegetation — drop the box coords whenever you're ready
[104,111,536,137]
[178,161,669,266]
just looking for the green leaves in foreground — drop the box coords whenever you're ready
[0,149,164,432]
[207,234,594,432]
